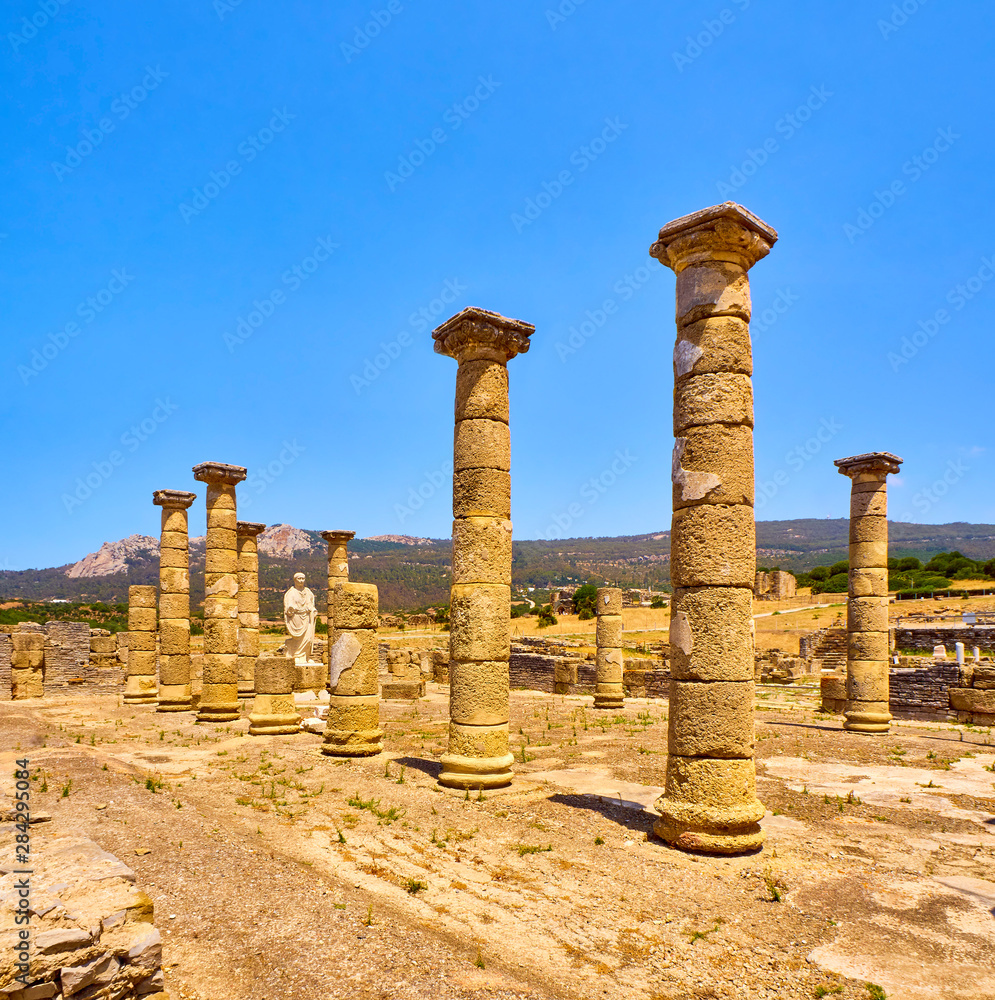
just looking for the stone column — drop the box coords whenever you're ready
[192,461,247,722]
[236,521,266,698]
[649,202,776,854]
[834,452,902,735]
[594,587,624,709]
[433,306,533,789]
[152,490,197,712]
[323,582,383,756]
[248,653,300,735]
[125,585,158,704]
[320,530,355,675]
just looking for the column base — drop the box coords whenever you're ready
[593,687,624,710]
[321,729,383,756]
[654,755,765,855]
[157,683,192,712]
[123,675,157,705]
[439,753,515,789]
[843,702,891,734]
[249,714,301,736]
[237,682,256,697]
[196,703,241,722]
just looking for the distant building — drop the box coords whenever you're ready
[755,570,797,601]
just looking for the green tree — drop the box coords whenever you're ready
[573,583,598,618]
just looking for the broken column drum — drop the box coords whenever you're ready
[152,489,197,712]
[594,587,625,709]
[248,653,300,735]
[236,521,267,699]
[433,306,534,789]
[834,452,902,735]
[323,581,383,756]
[650,201,776,854]
[125,585,158,705]
[192,461,247,722]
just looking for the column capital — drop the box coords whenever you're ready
[192,461,247,486]
[834,452,903,479]
[649,201,777,272]
[152,489,197,510]
[433,306,534,363]
[320,530,356,545]
[236,521,267,537]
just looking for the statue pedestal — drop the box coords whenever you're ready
[293,657,326,693]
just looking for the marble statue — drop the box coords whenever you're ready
[283,572,317,664]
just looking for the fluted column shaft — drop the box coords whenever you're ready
[193,462,247,722]
[125,584,158,704]
[433,307,533,790]
[237,521,266,698]
[594,587,625,709]
[835,452,902,734]
[650,202,776,854]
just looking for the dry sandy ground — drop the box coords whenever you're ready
[2,683,994,1000]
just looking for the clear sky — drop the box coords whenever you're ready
[3,1,993,570]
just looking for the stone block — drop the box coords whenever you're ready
[672,423,754,510]
[453,467,511,519]
[849,567,888,598]
[846,664,889,702]
[656,755,764,831]
[670,505,755,589]
[670,587,754,681]
[451,517,513,585]
[449,584,510,661]
[848,540,889,570]
[128,586,157,609]
[849,515,888,545]
[595,615,623,647]
[453,418,510,472]
[449,659,510,725]
[328,628,378,696]
[454,358,509,422]
[847,597,888,634]
[668,680,755,758]
[674,260,751,326]
[596,587,623,615]
[674,373,753,434]
[673,315,751,381]
[848,630,889,661]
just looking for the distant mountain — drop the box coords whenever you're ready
[4,519,994,612]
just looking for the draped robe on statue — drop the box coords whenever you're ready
[283,582,317,664]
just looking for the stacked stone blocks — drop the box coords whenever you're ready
[124,586,158,704]
[192,462,247,722]
[11,624,45,700]
[236,520,266,698]
[153,489,197,712]
[651,202,775,853]
[249,653,301,735]
[834,452,902,734]
[594,587,625,709]
[433,306,533,789]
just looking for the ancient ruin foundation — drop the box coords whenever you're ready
[650,201,775,853]
[153,489,197,712]
[248,652,300,735]
[835,452,902,734]
[236,521,266,699]
[323,582,383,756]
[124,584,158,705]
[10,625,44,700]
[193,461,247,722]
[433,306,533,789]
[594,587,625,709]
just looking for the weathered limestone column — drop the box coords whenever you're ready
[594,587,624,709]
[125,585,158,705]
[192,461,247,722]
[323,582,383,756]
[320,530,355,674]
[236,521,266,698]
[834,452,902,735]
[153,489,197,712]
[649,202,776,853]
[248,653,300,735]
[433,306,533,789]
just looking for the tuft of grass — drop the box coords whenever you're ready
[473,949,485,969]
[60,780,72,798]
[405,878,427,894]
[814,986,843,998]
[347,794,405,825]
[763,867,784,903]
[516,843,553,856]
[865,985,887,1000]
[689,918,722,945]
[594,835,605,845]
[145,775,165,793]
[363,905,373,926]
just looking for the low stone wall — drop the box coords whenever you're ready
[889,661,960,721]
[0,824,166,998]
[43,622,92,692]
[894,626,995,654]
[0,633,11,701]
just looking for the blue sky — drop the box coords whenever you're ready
[2,0,993,570]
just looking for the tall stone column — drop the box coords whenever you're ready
[192,461,247,722]
[125,585,158,705]
[323,582,383,756]
[594,587,624,709]
[236,521,266,698]
[432,306,533,790]
[834,452,902,734]
[152,490,197,712]
[649,202,776,854]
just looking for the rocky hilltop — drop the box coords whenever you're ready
[66,534,160,578]
[256,524,321,560]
